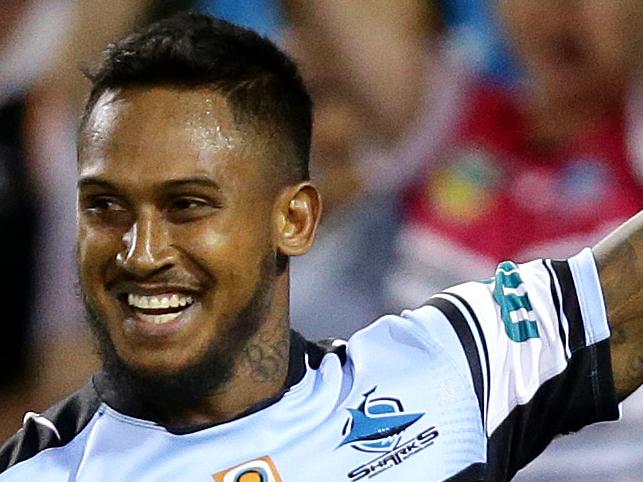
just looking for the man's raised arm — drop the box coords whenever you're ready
[593,210,643,401]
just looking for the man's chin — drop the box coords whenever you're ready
[114,350,211,378]
[103,342,236,411]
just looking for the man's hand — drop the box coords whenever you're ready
[593,210,643,401]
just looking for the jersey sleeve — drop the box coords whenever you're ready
[423,248,620,480]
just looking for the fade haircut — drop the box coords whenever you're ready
[80,12,312,182]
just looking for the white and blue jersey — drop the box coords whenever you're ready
[0,249,619,481]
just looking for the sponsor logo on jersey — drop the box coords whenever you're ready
[339,387,439,480]
[482,261,539,342]
[213,456,283,482]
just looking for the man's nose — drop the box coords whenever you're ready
[116,212,176,277]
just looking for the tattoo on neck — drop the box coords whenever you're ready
[242,327,289,384]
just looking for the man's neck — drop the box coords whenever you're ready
[160,319,292,430]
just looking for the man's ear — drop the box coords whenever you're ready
[274,182,322,256]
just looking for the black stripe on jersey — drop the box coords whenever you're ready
[443,462,486,481]
[447,292,491,423]
[551,260,586,352]
[0,382,101,474]
[543,260,569,359]
[426,297,485,421]
[485,339,619,482]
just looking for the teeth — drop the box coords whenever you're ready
[138,313,181,325]
[127,293,194,310]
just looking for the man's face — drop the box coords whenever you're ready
[77,86,281,381]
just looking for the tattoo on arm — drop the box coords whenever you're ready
[594,211,643,401]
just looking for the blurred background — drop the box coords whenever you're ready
[0,1,641,479]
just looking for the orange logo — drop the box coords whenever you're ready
[213,456,283,482]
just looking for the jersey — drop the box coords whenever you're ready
[0,249,619,481]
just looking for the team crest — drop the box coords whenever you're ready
[340,387,439,481]
[339,386,424,452]
[213,456,283,482]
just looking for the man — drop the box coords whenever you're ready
[0,13,641,481]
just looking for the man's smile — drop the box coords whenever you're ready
[127,293,195,324]
[109,283,204,338]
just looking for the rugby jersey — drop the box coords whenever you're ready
[0,248,619,481]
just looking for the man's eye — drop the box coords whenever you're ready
[167,197,218,221]
[84,197,127,212]
[170,197,222,212]
[170,198,208,211]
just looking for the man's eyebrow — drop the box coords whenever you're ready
[163,176,221,190]
[76,176,221,190]
[77,177,119,190]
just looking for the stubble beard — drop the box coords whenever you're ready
[82,254,277,419]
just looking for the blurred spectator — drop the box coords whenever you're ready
[389,0,643,308]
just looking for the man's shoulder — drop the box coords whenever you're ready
[0,380,101,476]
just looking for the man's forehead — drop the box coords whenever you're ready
[81,86,245,153]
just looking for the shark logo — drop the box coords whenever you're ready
[339,387,424,453]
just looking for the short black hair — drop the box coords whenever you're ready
[80,12,312,181]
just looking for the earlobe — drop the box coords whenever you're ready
[275,182,322,257]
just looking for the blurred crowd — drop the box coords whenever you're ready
[0,1,641,479]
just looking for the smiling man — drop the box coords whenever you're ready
[76,83,314,427]
[0,13,641,482]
